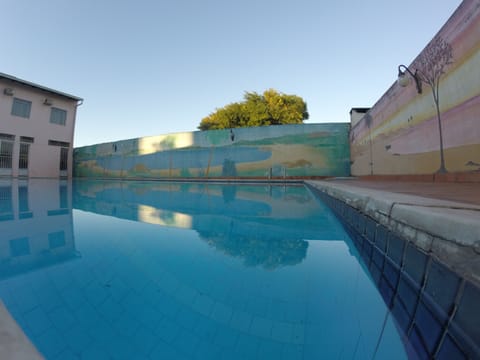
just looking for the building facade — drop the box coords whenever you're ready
[0,73,82,178]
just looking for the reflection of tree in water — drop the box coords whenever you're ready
[199,226,308,270]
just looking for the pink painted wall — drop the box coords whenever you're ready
[0,76,80,178]
[350,0,480,176]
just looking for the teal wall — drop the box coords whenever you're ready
[74,123,350,179]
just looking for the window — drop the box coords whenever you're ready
[50,107,67,125]
[11,98,32,118]
[48,140,70,147]
[49,231,66,249]
[9,237,30,257]
[19,143,30,169]
[60,147,68,171]
[0,141,14,169]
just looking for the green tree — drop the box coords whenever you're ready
[198,89,309,130]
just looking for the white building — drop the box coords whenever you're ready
[0,73,82,178]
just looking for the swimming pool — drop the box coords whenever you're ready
[1,179,411,359]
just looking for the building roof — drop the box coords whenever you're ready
[0,72,83,102]
[349,107,370,114]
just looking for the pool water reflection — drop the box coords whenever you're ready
[0,179,409,359]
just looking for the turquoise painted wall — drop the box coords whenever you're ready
[74,123,350,179]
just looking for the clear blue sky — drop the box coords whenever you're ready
[2,0,461,147]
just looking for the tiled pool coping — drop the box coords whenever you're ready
[306,180,480,359]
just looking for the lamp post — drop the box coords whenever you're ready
[397,65,422,94]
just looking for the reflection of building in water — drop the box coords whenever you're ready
[0,179,77,279]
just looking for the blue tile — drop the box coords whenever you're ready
[48,306,77,332]
[282,344,303,360]
[155,316,182,343]
[392,300,411,336]
[64,324,93,355]
[172,328,201,357]
[54,348,80,360]
[112,310,141,338]
[11,286,39,314]
[104,276,130,302]
[103,335,137,360]
[365,217,377,242]
[60,284,87,310]
[35,326,67,359]
[436,334,467,360]
[451,281,480,358]
[131,325,158,356]
[383,258,400,289]
[194,340,223,360]
[397,276,419,316]
[375,225,389,252]
[363,239,373,260]
[80,340,111,360]
[35,285,63,313]
[271,321,293,343]
[424,260,460,318]
[97,296,124,324]
[409,326,430,360]
[213,325,239,349]
[135,303,161,331]
[369,262,382,285]
[87,318,116,344]
[192,293,215,316]
[250,316,273,338]
[403,243,428,287]
[454,281,480,343]
[230,310,253,332]
[83,282,110,307]
[371,245,385,270]
[235,333,260,359]
[211,301,233,324]
[378,277,394,307]
[73,302,101,328]
[415,301,444,354]
[354,212,364,233]
[386,232,405,266]
[23,307,52,336]
[257,339,284,359]
[176,306,201,330]
[194,314,218,342]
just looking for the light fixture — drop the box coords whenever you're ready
[397,65,422,94]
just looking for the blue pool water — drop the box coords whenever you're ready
[0,179,410,359]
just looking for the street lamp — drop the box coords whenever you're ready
[397,65,423,94]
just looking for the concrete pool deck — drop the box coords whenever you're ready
[306,178,480,287]
[0,301,44,360]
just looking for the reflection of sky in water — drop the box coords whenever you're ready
[0,180,408,359]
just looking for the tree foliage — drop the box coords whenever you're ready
[198,89,309,131]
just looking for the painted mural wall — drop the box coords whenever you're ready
[350,0,480,176]
[74,123,350,179]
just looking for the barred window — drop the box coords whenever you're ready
[19,143,30,169]
[60,147,68,171]
[0,141,14,169]
[11,98,32,118]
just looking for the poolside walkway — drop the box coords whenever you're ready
[306,178,480,286]
[323,179,480,205]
